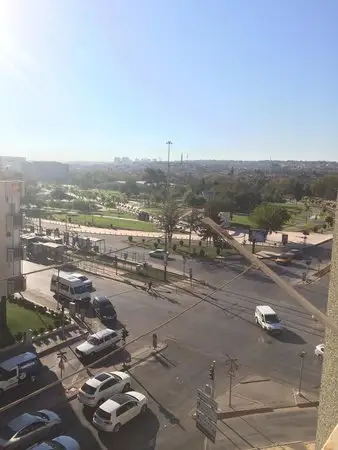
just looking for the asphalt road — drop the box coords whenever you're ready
[0,343,319,450]
[4,258,328,449]
[30,220,333,284]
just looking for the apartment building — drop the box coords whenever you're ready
[0,181,26,300]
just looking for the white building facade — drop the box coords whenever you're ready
[0,181,26,300]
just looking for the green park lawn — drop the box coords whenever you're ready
[230,202,325,232]
[53,213,158,232]
[0,303,55,348]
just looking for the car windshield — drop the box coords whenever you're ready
[265,314,279,323]
[73,285,87,294]
[43,441,64,450]
[96,408,111,421]
[0,425,16,441]
[87,337,100,345]
[32,411,49,420]
[81,383,97,395]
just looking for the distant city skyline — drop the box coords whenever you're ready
[0,1,337,162]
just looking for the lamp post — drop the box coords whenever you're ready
[297,350,306,396]
[164,141,172,282]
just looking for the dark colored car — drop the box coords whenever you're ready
[91,296,117,322]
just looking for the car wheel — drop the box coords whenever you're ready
[141,404,148,413]
[123,383,131,392]
[113,423,121,433]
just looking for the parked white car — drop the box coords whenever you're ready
[75,328,121,358]
[78,371,131,407]
[315,344,324,359]
[92,391,148,433]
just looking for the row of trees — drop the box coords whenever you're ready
[158,198,299,248]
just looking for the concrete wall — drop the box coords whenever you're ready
[0,181,23,297]
[316,193,338,449]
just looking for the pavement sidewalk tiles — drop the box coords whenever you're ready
[215,375,319,419]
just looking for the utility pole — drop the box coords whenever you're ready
[164,140,172,282]
[297,350,306,396]
[204,361,216,450]
[225,354,238,408]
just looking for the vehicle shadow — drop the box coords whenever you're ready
[98,408,159,449]
[88,346,131,369]
[273,328,306,344]
[0,369,101,450]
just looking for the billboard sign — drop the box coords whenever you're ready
[248,229,267,243]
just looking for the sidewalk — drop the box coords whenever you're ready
[214,375,319,419]
[258,443,315,450]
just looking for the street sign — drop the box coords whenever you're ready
[57,351,67,362]
[196,411,217,443]
[196,389,218,443]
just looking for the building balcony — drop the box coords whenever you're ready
[7,275,26,294]
[7,246,24,262]
[6,213,24,231]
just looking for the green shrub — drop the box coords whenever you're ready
[302,230,310,236]
[216,247,221,255]
[199,248,205,257]
[313,225,319,233]
[47,324,54,332]
[54,319,61,328]
[15,332,23,342]
[39,327,46,335]
[33,329,39,336]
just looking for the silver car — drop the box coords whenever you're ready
[0,410,61,449]
[26,435,80,450]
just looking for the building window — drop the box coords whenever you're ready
[7,247,23,262]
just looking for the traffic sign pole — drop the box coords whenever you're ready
[196,362,218,447]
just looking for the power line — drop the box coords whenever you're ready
[0,265,252,415]
[202,217,338,335]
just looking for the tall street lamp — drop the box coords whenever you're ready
[164,141,172,281]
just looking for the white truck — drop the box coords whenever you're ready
[50,271,91,303]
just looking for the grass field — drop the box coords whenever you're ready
[230,202,326,232]
[0,303,56,348]
[53,213,158,232]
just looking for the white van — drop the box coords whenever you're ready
[71,273,94,291]
[50,271,91,303]
[255,305,283,333]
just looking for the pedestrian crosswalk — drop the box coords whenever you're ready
[260,442,315,450]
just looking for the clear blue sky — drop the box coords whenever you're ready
[0,0,337,162]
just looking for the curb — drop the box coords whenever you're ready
[216,401,319,419]
[37,331,88,358]
[217,406,273,419]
